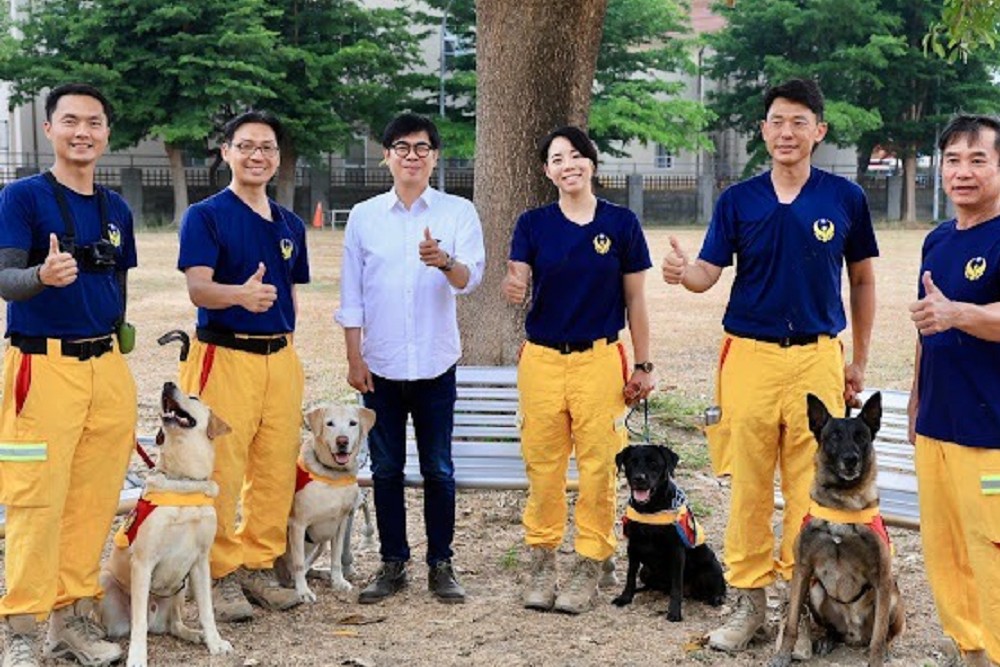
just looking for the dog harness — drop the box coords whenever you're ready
[622,486,706,549]
[294,457,356,492]
[113,490,214,549]
[801,502,892,550]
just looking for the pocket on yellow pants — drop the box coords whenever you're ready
[979,470,1000,544]
[0,441,51,507]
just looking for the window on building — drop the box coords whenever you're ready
[655,144,673,169]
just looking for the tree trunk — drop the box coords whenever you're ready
[276,141,297,210]
[902,150,917,224]
[165,143,189,226]
[461,0,608,366]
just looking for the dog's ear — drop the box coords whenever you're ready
[304,406,326,434]
[357,406,376,437]
[615,446,630,473]
[859,391,882,438]
[155,428,165,446]
[662,446,680,473]
[207,412,232,440]
[806,393,830,437]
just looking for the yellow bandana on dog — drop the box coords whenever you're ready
[295,457,356,491]
[624,504,706,548]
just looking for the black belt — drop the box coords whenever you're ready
[529,334,619,355]
[196,328,288,355]
[725,329,824,348]
[10,334,114,360]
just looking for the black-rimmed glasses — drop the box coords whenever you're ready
[232,142,279,158]
[390,141,433,158]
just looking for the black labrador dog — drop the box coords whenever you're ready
[613,444,726,621]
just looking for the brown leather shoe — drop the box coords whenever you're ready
[358,561,408,604]
[428,560,466,604]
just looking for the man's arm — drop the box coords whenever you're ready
[661,236,723,293]
[184,263,277,313]
[910,270,1000,341]
[845,258,876,405]
[344,327,373,393]
[907,339,921,445]
[0,248,44,301]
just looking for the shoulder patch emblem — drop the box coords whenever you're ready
[965,256,987,281]
[812,218,835,243]
[593,233,611,255]
[108,223,122,248]
[280,238,294,261]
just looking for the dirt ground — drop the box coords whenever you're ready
[2,226,961,666]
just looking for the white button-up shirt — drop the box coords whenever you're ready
[335,187,486,381]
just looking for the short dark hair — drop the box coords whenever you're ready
[537,125,599,167]
[223,110,284,145]
[938,114,1000,158]
[381,113,441,150]
[45,83,113,125]
[764,78,825,121]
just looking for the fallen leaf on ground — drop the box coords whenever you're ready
[337,614,386,626]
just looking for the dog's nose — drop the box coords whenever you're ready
[336,435,349,447]
[842,453,860,468]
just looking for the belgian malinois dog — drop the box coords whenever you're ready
[770,392,904,667]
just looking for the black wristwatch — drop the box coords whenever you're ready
[439,254,456,272]
[634,361,654,373]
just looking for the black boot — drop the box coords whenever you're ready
[428,560,466,604]
[358,561,408,604]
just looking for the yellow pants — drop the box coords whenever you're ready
[517,339,628,561]
[180,338,304,579]
[718,334,844,589]
[705,337,734,477]
[0,341,136,617]
[915,435,1000,663]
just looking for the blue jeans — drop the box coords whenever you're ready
[362,365,457,566]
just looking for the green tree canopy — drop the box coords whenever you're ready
[418,0,713,160]
[926,0,1000,60]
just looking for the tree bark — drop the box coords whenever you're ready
[461,0,608,366]
[165,143,189,226]
[276,141,297,209]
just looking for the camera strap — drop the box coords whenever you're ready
[43,170,110,248]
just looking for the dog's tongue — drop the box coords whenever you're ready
[334,452,351,466]
[632,489,651,504]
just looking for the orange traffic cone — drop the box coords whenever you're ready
[312,202,324,229]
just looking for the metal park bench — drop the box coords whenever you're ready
[355,365,579,489]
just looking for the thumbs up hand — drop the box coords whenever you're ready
[241,261,278,313]
[661,236,689,285]
[502,260,530,304]
[910,270,956,335]
[419,226,449,268]
[38,233,78,287]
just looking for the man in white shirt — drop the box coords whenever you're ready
[336,113,485,604]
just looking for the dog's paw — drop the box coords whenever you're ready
[296,587,318,604]
[708,594,726,607]
[330,577,353,594]
[814,636,836,656]
[665,609,682,622]
[207,638,234,655]
[611,594,633,607]
[768,655,793,667]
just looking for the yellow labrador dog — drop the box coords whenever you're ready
[276,404,375,603]
[99,382,232,667]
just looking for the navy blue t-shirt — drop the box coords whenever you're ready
[178,189,309,334]
[915,217,1000,449]
[509,199,652,342]
[0,173,137,338]
[699,168,878,338]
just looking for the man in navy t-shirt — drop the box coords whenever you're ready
[662,79,878,655]
[0,83,135,667]
[908,114,1000,666]
[177,110,309,621]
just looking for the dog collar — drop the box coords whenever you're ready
[624,504,706,548]
[803,502,892,550]
[296,458,357,491]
